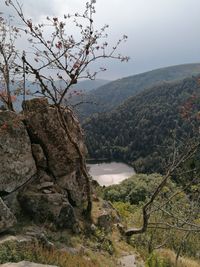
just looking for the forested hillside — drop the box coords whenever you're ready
[73,63,200,120]
[84,76,200,174]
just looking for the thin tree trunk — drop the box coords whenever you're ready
[5,66,14,111]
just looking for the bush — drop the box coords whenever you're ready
[103,173,176,204]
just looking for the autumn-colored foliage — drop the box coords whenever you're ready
[180,94,200,120]
[0,89,17,103]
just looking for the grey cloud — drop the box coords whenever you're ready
[1,0,200,79]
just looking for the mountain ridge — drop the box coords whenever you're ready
[73,63,200,120]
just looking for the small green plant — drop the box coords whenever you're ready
[93,227,115,255]
[146,252,172,267]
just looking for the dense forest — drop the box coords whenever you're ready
[73,63,200,120]
[84,76,200,174]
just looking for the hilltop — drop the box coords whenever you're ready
[73,63,200,120]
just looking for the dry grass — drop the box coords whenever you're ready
[0,241,100,267]
[158,249,200,267]
[91,198,105,224]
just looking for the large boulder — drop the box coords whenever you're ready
[19,189,78,231]
[0,111,36,193]
[0,197,16,233]
[96,201,121,232]
[0,99,89,232]
[22,98,87,206]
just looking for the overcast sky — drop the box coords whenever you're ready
[1,0,200,80]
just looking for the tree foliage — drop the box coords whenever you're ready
[5,0,129,106]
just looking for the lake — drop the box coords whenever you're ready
[87,162,135,186]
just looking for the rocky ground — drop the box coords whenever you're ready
[0,201,144,266]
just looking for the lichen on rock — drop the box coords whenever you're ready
[22,98,88,207]
[0,110,37,193]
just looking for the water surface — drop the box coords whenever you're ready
[88,162,135,186]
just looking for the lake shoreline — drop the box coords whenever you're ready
[86,158,134,168]
[87,161,135,187]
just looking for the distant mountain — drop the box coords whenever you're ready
[10,79,110,111]
[70,79,110,92]
[83,76,200,174]
[74,63,200,120]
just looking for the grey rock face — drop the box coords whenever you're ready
[97,211,113,232]
[0,111,37,193]
[3,190,22,216]
[0,197,16,233]
[18,190,78,231]
[31,144,47,169]
[23,98,86,175]
[0,99,89,232]
[23,98,87,206]
[56,171,84,206]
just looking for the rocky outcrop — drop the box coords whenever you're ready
[0,98,89,233]
[0,111,36,193]
[0,197,16,233]
[22,98,87,207]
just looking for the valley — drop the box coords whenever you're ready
[84,74,200,175]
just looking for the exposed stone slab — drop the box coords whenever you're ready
[117,255,137,267]
[0,261,58,267]
[37,182,54,190]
